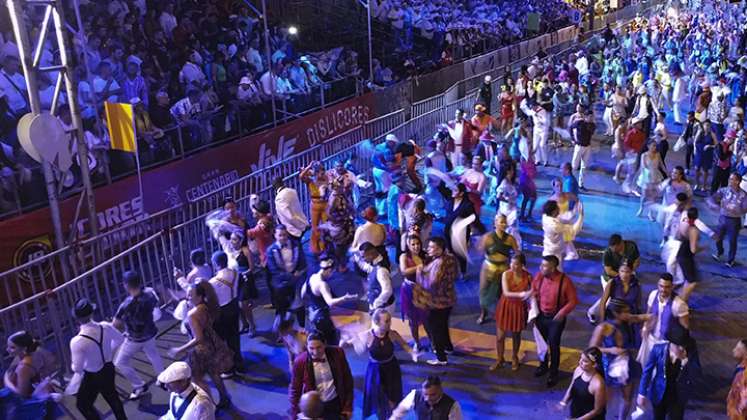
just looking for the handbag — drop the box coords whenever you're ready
[673,135,687,152]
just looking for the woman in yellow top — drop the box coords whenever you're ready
[300,161,328,254]
[476,214,519,324]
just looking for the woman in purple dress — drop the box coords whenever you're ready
[399,234,428,351]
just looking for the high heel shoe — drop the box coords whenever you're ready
[489,360,505,371]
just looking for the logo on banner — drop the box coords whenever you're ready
[250,135,297,172]
[12,235,53,284]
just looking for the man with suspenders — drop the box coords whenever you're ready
[209,251,246,377]
[530,255,579,388]
[157,361,215,420]
[68,298,128,420]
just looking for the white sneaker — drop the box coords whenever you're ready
[427,359,448,366]
[128,386,148,400]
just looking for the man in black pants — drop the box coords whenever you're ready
[209,251,247,377]
[419,237,459,366]
[531,255,579,387]
[68,298,128,420]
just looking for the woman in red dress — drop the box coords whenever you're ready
[499,84,515,133]
[491,253,533,371]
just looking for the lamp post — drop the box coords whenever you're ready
[261,0,278,127]
[366,0,373,84]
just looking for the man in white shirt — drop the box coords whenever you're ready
[638,273,690,366]
[158,361,215,420]
[159,4,178,38]
[93,61,122,104]
[67,298,127,420]
[390,375,463,420]
[541,200,584,270]
[0,55,28,117]
[208,251,246,376]
[521,99,552,166]
[273,176,309,241]
[179,53,207,88]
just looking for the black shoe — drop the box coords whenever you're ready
[546,374,559,387]
[216,399,232,410]
[725,260,736,268]
[534,365,549,377]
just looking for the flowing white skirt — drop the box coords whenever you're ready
[450,214,476,264]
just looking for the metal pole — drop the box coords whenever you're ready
[366,0,373,84]
[52,2,98,237]
[7,0,66,251]
[261,0,278,127]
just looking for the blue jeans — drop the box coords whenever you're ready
[715,215,741,263]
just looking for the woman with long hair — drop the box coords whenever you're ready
[491,253,532,371]
[636,140,666,219]
[678,207,702,302]
[399,234,429,351]
[168,280,234,409]
[559,347,607,420]
[1,331,61,419]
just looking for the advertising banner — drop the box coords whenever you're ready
[0,94,377,272]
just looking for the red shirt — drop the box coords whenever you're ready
[531,271,578,318]
[624,127,646,153]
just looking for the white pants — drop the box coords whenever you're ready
[673,100,685,124]
[603,107,614,135]
[533,128,549,164]
[114,337,164,389]
[449,146,464,168]
[572,144,592,187]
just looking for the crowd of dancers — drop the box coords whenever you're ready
[3,1,747,420]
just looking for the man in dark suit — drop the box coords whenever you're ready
[637,326,702,420]
[289,332,354,420]
[266,224,308,332]
[443,183,478,272]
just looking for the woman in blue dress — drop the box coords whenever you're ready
[362,309,417,419]
[0,331,62,420]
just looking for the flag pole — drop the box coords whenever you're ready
[131,104,144,204]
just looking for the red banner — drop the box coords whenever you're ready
[1,93,377,272]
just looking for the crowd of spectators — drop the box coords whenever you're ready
[372,0,579,77]
[0,0,364,214]
[0,0,601,216]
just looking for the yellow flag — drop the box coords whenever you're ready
[105,101,136,152]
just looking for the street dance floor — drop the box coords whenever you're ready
[59,111,746,419]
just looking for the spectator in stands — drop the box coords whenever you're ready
[170,88,205,149]
[179,51,207,89]
[132,97,165,163]
[121,60,147,107]
[0,55,28,120]
[93,61,121,104]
